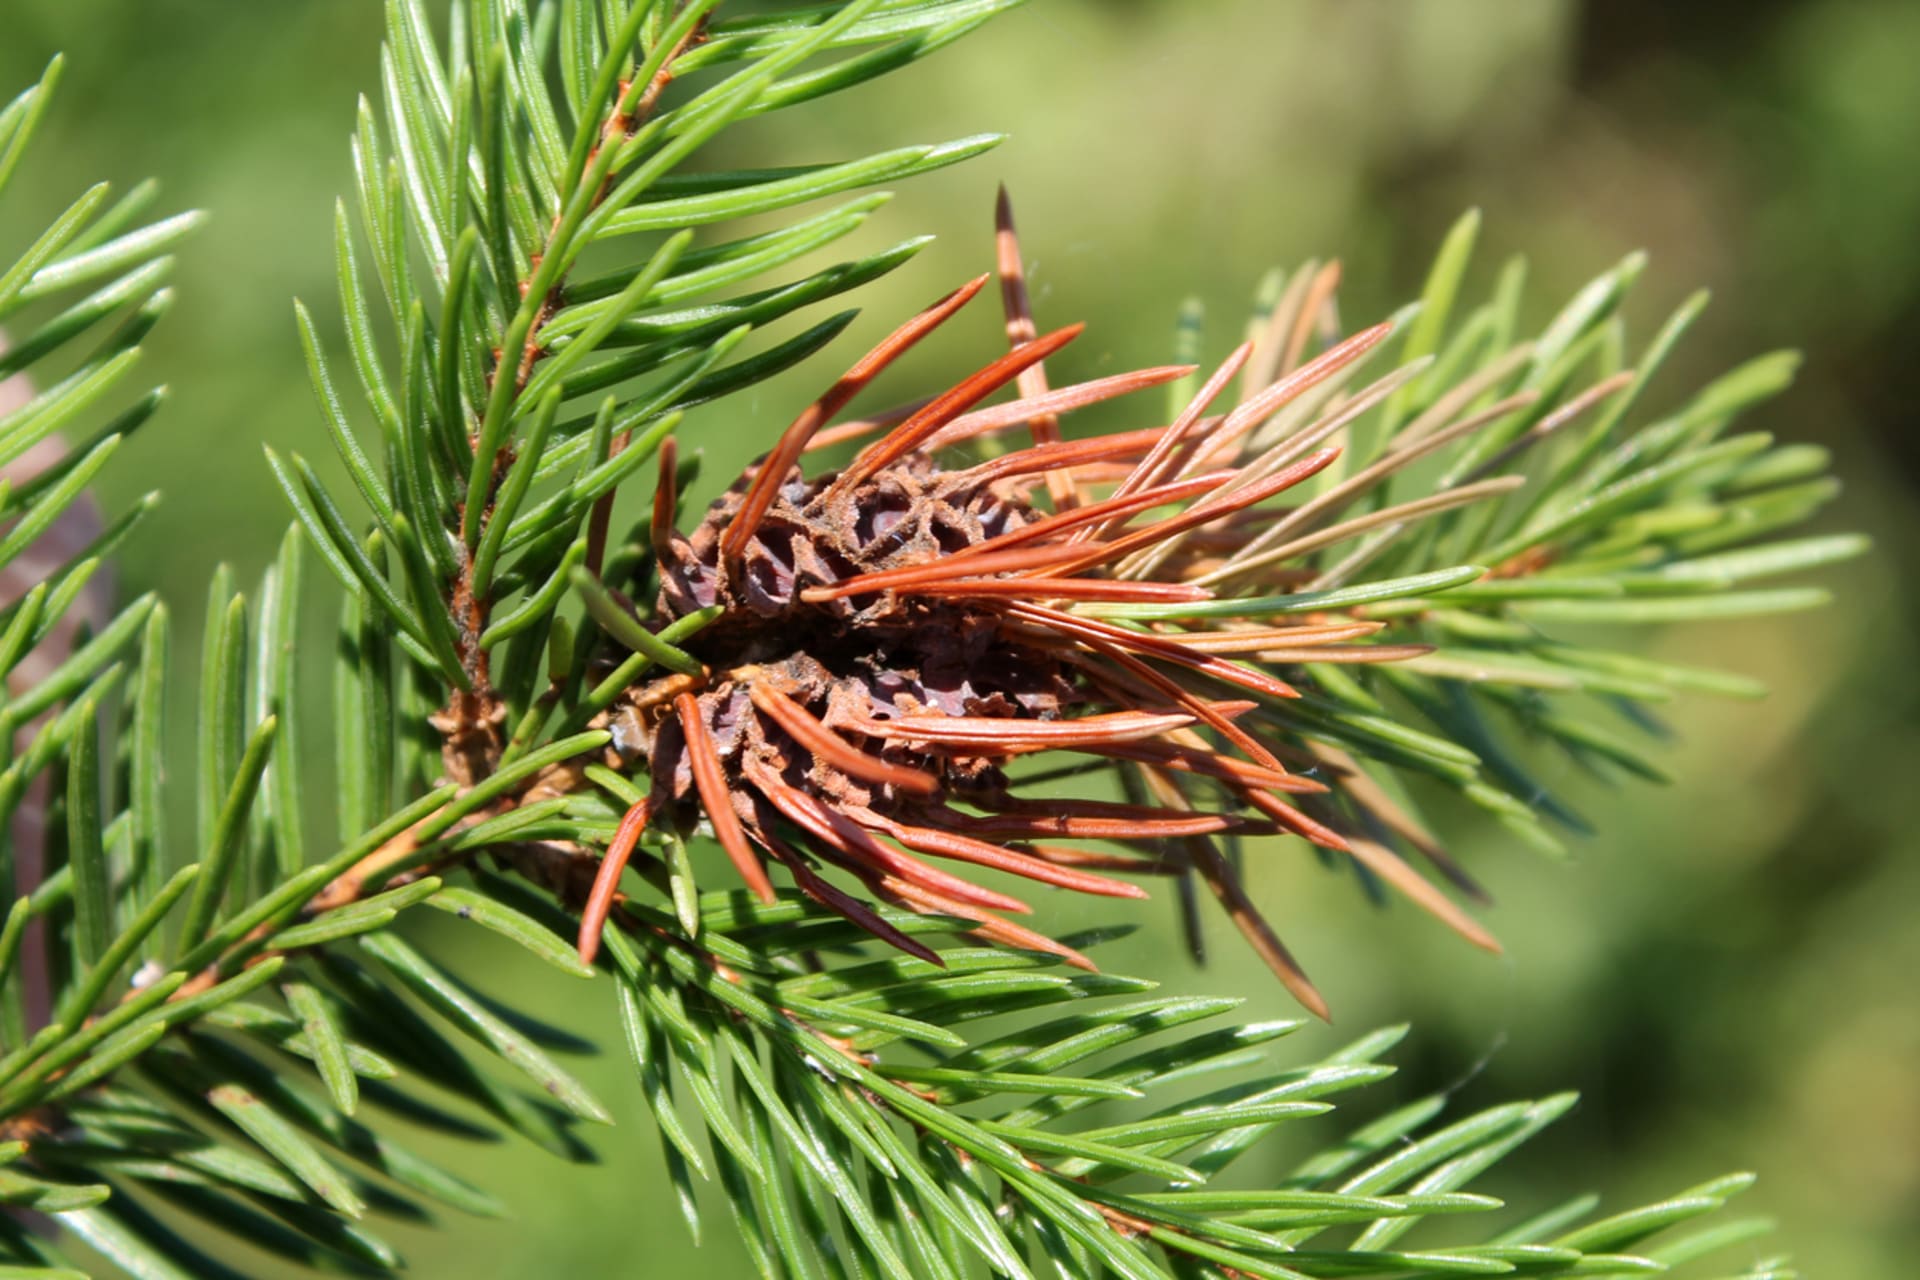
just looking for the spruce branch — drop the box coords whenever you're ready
[0,3,1859,1277]
[0,54,189,1057]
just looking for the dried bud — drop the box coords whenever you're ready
[568,237,1447,1023]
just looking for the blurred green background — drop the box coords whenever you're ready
[4,1,1916,1276]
